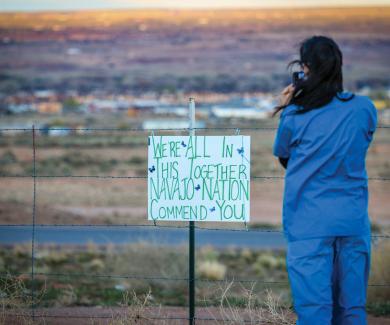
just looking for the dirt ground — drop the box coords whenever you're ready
[4,306,390,325]
[0,178,389,228]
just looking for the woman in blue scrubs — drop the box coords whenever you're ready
[273,36,377,325]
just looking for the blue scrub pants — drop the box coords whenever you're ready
[287,236,370,325]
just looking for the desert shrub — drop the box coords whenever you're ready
[0,150,17,165]
[255,254,278,270]
[42,252,68,267]
[127,156,145,165]
[240,248,254,263]
[52,285,77,307]
[88,258,105,271]
[197,261,227,281]
[198,245,220,262]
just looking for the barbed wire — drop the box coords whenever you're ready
[1,223,390,238]
[0,223,280,232]
[2,127,276,132]
[1,271,389,287]
[0,125,389,132]
[0,174,389,181]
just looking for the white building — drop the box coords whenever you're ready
[142,119,206,130]
[211,106,268,120]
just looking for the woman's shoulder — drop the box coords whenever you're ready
[337,91,375,110]
[355,95,377,112]
[280,104,300,117]
[337,91,377,125]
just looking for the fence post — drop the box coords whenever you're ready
[31,125,37,320]
[188,98,195,325]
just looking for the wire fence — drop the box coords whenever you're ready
[1,124,390,324]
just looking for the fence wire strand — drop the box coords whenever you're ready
[0,174,389,181]
[1,223,390,238]
[1,271,389,287]
[0,125,389,132]
[1,125,390,322]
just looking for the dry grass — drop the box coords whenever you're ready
[368,240,390,302]
[203,281,295,325]
[110,290,163,325]
[0,274,46,325]
[106,283,294,325]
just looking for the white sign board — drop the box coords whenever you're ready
[148,135,250,222]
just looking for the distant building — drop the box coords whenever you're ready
[142,119,206,130]
[256,97,276,112]
[133,99,162,108]
[211,106,268,120]
[208,95,275,120]
[380,109,390,124]
[6,103,36,114]
[36,102,62,114]
[153,106,188,117]
[39,124,77,137]
[84,99,131,114]
[127,108,138,117]
[34,90,56,100]
[130,99,166,113]
[357,87,371,96]
[86,100,117,113]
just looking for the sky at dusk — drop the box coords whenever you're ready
[1,0,390,12]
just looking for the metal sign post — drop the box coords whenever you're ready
[188,98,195,325]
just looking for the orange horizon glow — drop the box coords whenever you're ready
[1,0,390,12]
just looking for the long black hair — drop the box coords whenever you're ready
[274,35,354,115]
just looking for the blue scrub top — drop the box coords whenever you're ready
[273,92,377,241]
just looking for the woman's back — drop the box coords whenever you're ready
[273,35,376,325]
[274,92,377,241]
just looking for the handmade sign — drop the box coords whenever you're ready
[147,135,250,222]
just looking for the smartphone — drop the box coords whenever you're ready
[292,71,305,86]
[292,71,305,97]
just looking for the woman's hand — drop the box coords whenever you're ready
[279,84,295,107]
